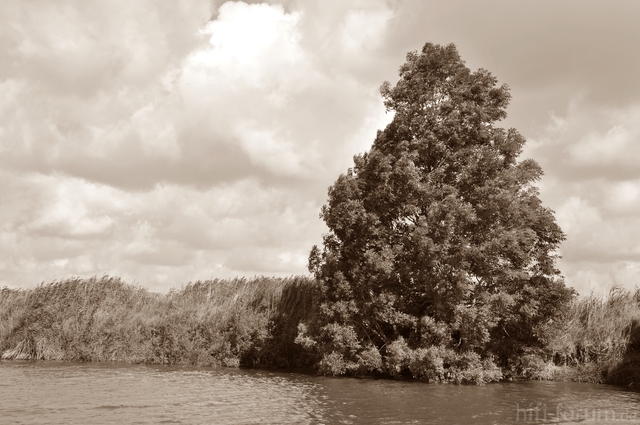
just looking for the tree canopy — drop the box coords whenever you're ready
[298,43,574,382]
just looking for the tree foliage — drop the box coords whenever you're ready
[299,43,574,381]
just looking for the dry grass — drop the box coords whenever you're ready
[543,287,640,386]
[3,276,639,387]
[0,275,319,368]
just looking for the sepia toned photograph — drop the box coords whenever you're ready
[1,1,639,423]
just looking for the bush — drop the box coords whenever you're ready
[379,336,501,384]
[356,345,383,373]
[408,347,446,382]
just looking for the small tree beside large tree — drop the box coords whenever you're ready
[297,43,574,383]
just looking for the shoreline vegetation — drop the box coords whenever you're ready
[2,44,639,389]
[1,275,638,387]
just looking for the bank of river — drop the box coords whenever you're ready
[1,360,639,424]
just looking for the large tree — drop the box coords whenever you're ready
[300,43,573,379]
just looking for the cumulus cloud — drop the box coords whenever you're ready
[2,0,639,295]
[0,171,327,288]
[525,100,640,293]
[0,0,395,290]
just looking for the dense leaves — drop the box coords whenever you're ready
[299,43,574,381]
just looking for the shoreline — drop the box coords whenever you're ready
[1,276,638,388]
[0,357,635,391]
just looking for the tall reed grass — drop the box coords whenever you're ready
[0,275,319,369]
[2,276,639,387]
[529,287,640,386]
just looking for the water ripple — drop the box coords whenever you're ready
[1,361,639,424]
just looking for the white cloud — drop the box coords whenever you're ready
[555,196,601,236]
[0,165,329,289]
[195,2,305,87]
[133,105,181,160]
[526,99,640,293]
[605,180,640,214]
[531,101,640,176]
[17,0,640,297]
[569,125,633,165]
[340,7,393,52]
[234,121,308,177]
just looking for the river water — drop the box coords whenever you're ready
[1,361,639,424]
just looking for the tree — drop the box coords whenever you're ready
[299,43,573,381]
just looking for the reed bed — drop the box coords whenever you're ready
[0,275,319,369]
[2,276,639,387]
[533,287,640,386]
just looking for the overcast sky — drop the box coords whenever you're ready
[1,1,639,294]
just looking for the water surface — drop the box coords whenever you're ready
[1,361,639,424]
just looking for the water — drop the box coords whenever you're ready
[1,361,639,424]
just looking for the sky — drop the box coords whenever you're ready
[1,0,639,294]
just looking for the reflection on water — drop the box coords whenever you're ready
[1,361,639,424]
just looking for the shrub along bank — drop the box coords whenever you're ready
[1,276,639,387]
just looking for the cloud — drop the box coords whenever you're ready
[1,0,395,188]
[0,0,400,290]
[2,1,211,93]
[378,1,640,140]
[526,100,640,183]
[0,0,214,188]
[0,172,328,288]
[525,100,640,293]
[3,0,638,295]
